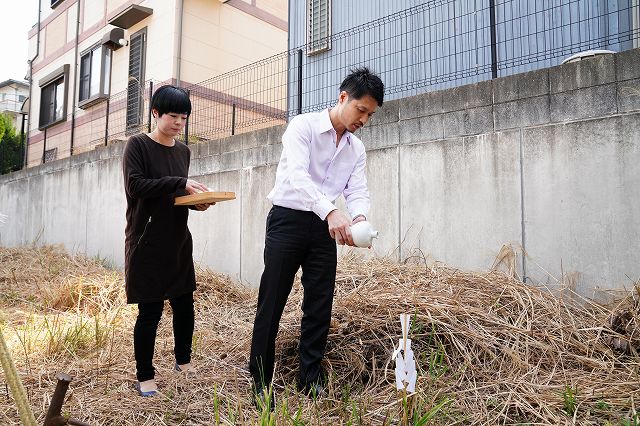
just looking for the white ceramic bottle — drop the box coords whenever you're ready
[350,221,379,248]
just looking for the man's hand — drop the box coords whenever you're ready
[352,214,366,225]
[351,214,370,248]
[185,179,209,195]
[327,210,355,246]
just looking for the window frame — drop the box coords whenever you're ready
[306,0,332,55]
[78,42,112,109]
[51,0,64,9]
[38,64,69,130]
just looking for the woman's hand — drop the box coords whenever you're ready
[193,202,215,211]
[185,179,209,195]
[185,179,214,211]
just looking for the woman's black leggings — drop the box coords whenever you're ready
[134,292,194,382]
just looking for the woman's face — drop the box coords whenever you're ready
[154,110,188,137]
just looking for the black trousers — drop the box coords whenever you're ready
[249,205,337,388]
[134,291,195,382]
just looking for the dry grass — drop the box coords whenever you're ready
[0,244,638,425]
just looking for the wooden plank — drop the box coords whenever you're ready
[174,191,236,206]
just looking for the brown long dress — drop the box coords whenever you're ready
[122,133,196,304]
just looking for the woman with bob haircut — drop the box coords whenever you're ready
[122,85,212,396]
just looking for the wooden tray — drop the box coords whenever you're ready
[174,191,236,206]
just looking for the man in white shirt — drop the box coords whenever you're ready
[249,67,384,407]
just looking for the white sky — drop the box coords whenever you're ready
[1,2,39,82]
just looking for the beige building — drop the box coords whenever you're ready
[0,80,29,131]
[26,0,287,167]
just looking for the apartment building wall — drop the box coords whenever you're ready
[25,0,287,168]
[0,82,29,130]
[180,0,287,84]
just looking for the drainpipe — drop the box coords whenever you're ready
[174,0,184,86]
[69,0,81,155]
[25,0,42,168]
[19,112,27,169]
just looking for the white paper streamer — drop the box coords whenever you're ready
[394,313,418,392]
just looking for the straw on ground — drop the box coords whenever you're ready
[0,245,638,425]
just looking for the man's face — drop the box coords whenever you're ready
[337,92,378,133]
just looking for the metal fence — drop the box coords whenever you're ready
[183,52,291,141]
[6,0,640,173]
[291,0,640,112]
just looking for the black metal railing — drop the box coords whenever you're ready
[16,79,161,169]
[4,0,639,173]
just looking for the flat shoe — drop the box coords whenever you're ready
[134,381,158,397]
[174,362,197,378]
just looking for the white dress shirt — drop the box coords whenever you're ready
[267,108,370,220]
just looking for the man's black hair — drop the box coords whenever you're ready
[151,85,192,117]
[339,67,384,106]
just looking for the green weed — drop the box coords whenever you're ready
[562,384,577,417]
[619,413,640,426]
[412,396,450,425]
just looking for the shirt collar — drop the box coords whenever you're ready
[319,108,352,145]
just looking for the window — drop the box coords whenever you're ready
[39,64,69,129]
[307,0,331,55]
[18,95,26,102]
[51,0,64,9]
[79,44,112,108]
[126,28,147,132]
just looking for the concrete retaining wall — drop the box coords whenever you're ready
[2,48,639,297]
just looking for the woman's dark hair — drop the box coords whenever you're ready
[151,85,192,117]
[339,67,384,106]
